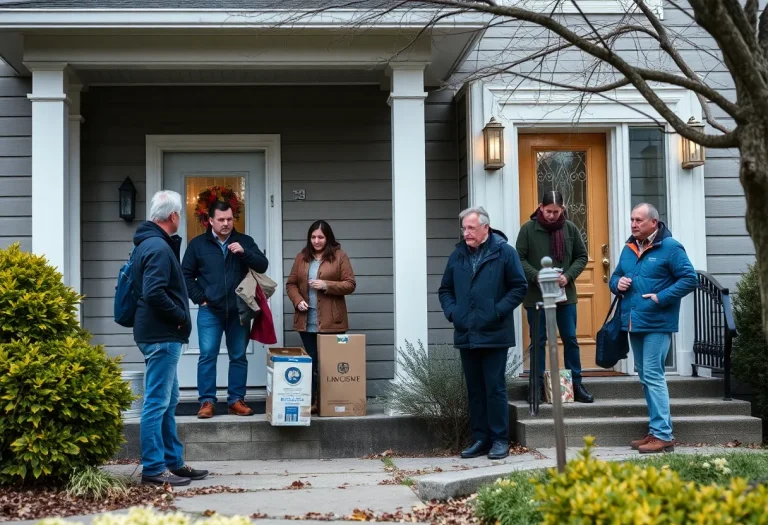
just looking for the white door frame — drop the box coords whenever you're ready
[466,84,707,376]
[145,134,284,349]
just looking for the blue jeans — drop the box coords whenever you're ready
[197,306,250,406]
[460,348,509,444]
[629,332,673,442]
[138,342,184,477]
[526,303,583,385]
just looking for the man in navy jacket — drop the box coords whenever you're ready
[439,206,527,460]
[609,203,698,454]
[182,200,269,419]
[132,190,207,486]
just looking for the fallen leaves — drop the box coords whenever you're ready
[341,499,479,524]
[284,480,312,490]
[0,484,176,522]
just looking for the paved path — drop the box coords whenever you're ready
[17,445,767,524]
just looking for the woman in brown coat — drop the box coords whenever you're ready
[286,220,356,412]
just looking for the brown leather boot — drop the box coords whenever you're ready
[197,401,214,419]
[638,436,675,454]
[228,400,254,416]
[630,434,653,450]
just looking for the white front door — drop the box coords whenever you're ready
[163,152,268,388]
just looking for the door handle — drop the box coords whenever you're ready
[601,244,610,283]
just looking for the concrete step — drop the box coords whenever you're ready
[117,406,436,461]
[508,376,725,401]
[511,397,753,420]
[176,388,266,416]
[516,415,763,448]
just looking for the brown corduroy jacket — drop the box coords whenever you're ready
[286,249,356,333]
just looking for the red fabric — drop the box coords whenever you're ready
[249,284,277,345]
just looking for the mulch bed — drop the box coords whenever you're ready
[0,484,246,522]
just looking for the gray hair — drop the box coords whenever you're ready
[632,202,660,221]
[459,206,490,226]
[149,190,182,222]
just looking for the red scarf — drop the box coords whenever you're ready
[535,209,566,263]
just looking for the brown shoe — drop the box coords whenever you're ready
[638,436,675,454]
[228,400,254,416]
[630,434,653,450]
[311,402,318,415]
[197,401,214,419]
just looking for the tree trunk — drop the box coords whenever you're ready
[738,123,768,346]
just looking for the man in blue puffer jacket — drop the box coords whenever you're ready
[609,203,698,454]
[439,206,527,460]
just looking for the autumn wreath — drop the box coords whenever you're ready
[193,185,242,228]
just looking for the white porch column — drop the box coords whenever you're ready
[69,83,83,320]
[388,63,429,371]
[28,63,70,282]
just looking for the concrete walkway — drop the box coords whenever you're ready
[17,445,768,524]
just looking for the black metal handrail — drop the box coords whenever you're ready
[692,271,737,400]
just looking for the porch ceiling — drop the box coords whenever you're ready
[0,3,487,85]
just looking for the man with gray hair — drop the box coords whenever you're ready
[439,206,527,460]
[132,190,207,485]
[609,203,697,454]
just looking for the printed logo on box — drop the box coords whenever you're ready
[336,335,349,344]
[337,362,349,374]
[285,406,299,422]
[285,367,303,385]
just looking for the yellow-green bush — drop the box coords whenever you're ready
[536,437,768,524]
[0,244,133,485]
[38,507,252,525]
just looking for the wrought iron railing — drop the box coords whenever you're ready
[692,271,737,400]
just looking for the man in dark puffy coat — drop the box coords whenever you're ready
[182,200,268,419]
[439,206,527,460]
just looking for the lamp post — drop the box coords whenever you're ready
[537,256,567,473]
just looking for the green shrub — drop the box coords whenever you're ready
[732,263,768,421]
[377,341,521,452]
[0,244,82,343]
[0,244,134,485]
[474,470,544,525]
[535,437,768,524]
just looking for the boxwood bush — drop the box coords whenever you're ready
[0,244,133,485]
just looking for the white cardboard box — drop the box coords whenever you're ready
[265,347,312,426]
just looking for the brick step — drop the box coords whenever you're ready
[511,397,753,421]
[516,415,763,448]
[117,407,437,461]
[508,376,724,401]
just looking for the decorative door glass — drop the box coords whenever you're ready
[184,175,247,243]
[536,151,589,250]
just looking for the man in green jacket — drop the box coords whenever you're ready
[515,191,594,403]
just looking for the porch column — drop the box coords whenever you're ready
[388,63,429,373]
[28,63,70,282]
[69,83,83,320]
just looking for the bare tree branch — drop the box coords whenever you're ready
[746,0,758,32]
[758,5,768,58]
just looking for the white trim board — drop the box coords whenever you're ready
[145,134,284,348]
[466,84,705,376]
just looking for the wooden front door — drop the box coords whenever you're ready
[518,133,612,372]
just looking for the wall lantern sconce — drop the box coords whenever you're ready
[483,117,505,170]
[118,177,137,222]
[681,117,706,169]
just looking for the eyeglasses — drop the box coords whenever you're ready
[461,224,487,234]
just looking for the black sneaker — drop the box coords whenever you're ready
[141,469,191,486]
[171,464,209,480]
[460,440,492,459]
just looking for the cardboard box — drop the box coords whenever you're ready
[317,334,367,417]
[265,347,312,426]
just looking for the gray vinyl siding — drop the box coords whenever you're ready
[452,3,752,291]
[0,59,31,251]
[79,85,459,395]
